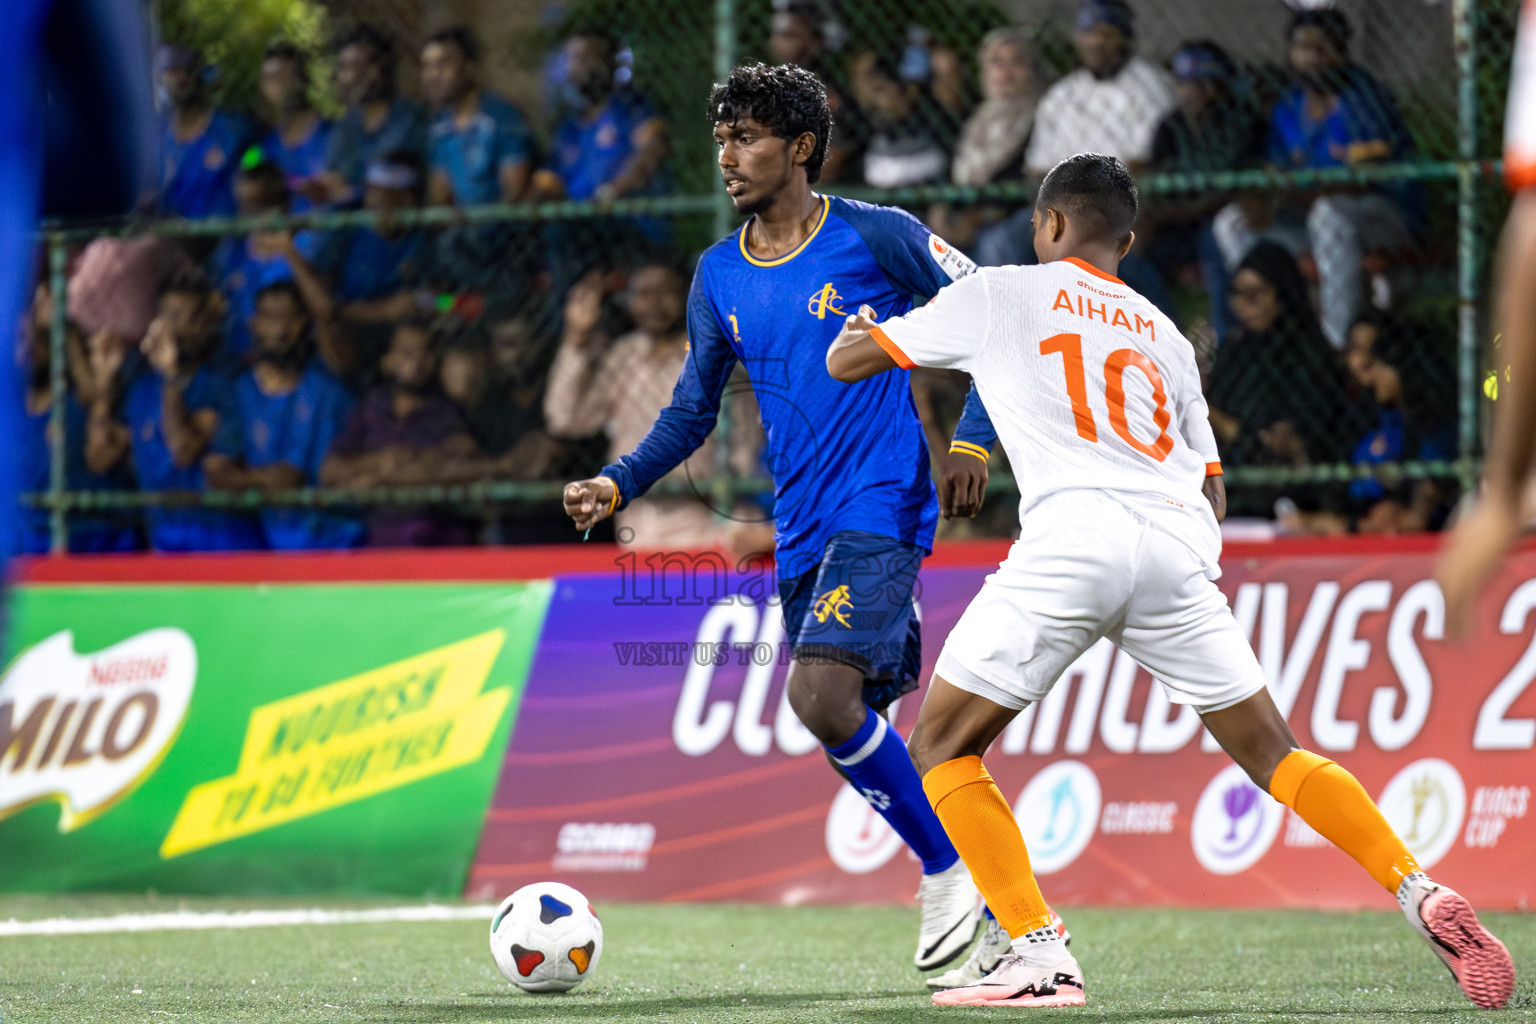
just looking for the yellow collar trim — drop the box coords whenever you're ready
[738,195,829,267]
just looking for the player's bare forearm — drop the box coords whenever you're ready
[1203,475,1227,523]
[84,402,129,476]
[161,386,215,470]
[826,306,895,382]
[1486,190,1536,506]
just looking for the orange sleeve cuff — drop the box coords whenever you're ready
[1205,462,1223,477]
[869,324,916,370]
[1508,153,1536,192]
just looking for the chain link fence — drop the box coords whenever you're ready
[23,0,1519,552]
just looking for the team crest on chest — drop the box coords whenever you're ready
[807,282,846,320]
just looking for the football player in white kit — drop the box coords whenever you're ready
[828,154,1515,1010]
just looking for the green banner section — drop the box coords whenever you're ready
[0,582,551,895]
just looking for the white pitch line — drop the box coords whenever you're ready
[0,904,497,937]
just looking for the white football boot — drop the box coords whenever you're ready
[931,944,1086,1008]
[913,859,983,970]
[1398,872,1515,1009]
[927,909,1071,991]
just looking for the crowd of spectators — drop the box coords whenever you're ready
[18,0,1459,553]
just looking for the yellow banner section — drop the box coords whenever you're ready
[161,630,507,858]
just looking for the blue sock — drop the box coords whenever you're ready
[826,708,959,875]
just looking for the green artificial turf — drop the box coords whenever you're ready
[0,895,1531,1023]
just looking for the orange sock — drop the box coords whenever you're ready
[922,756,1053,939]
[1268,749,1419,893]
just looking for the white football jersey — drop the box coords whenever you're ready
[872,257,1224,576]
[1509,0,1536,191]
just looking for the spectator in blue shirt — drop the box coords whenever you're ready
[422,26,535,207]
[422,26,537,311]
[211,159,321,357]
[16,300,140,554]
[85,272,263,551]
[257,40,330,212]
[214,281,365,549]
[316,151,433,322]
[1218,10,1417,350]
[318,24,427,206]
[157,44,254,220]
[534,29,671,300]
[536,30,669,208]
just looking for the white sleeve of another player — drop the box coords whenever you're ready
[871,271,991,372]
[1173,345,1222,474]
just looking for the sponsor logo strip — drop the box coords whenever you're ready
[161,630,508,858]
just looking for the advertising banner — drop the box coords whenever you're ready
[1,581,551,894]
[467,547,1535,911]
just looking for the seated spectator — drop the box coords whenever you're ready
[928,27,1041,253]
[1144,41,1265,339]
[860,55,952,189]
[317,152,432,311]
[85,273,263,551]
[974,3,1177,315]
[1206,242,1360,473]
[767,1,869,184]
[318,25,427,206]
[156,44,254,220]
[212,281,363,549]
[257,41,330,211]
[423,26,537,309]
[16,300,140,554]
[210,159,321,356]
[952,28,1039,188]
[1345,315,1456,529]
[438,328,552,470]
[321,320,483,546]
[534,28,674,295]
[537,30,669,208]
[1219,9,1419,348]
[1024,0,1177,177]
[423,27,534,207]
[544,265,732,548]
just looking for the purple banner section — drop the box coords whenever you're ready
[465,563,987,904]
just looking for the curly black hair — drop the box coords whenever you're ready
[1036,153,1139,245]
[707,63,832,184]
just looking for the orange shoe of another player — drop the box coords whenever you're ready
[930,951,1085,1007]
[1399,874,1516,1009]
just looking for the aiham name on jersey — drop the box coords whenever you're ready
[1051,283,1159,340]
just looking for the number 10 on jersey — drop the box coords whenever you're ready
[1040,333,1174,462]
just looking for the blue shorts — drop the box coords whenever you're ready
[777,529,924,711]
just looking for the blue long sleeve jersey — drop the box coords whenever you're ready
[600,195,998,582]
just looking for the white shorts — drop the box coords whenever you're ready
[936,490,1267,713]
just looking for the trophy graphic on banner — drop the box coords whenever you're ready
[1406,773,1439,843]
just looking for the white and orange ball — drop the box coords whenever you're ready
[489,882,604,993]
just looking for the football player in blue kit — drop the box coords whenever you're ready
[564,63,1063,976]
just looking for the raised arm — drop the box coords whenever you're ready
[543,271,616,438]
[563,271,738,530]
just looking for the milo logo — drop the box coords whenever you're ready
[0,629,196,831]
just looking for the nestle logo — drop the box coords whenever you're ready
[552,822,655,872]
[88,653,169,687]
